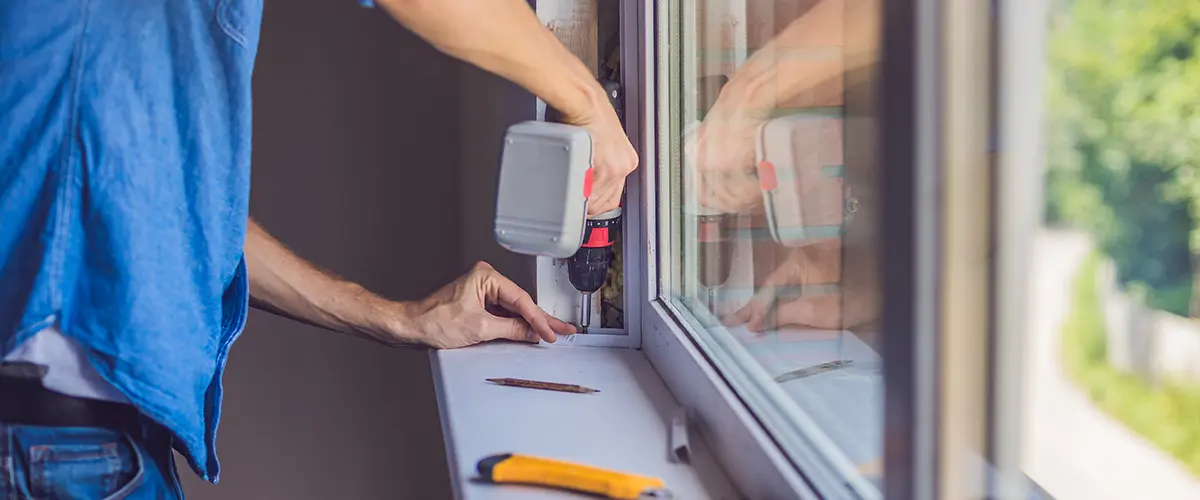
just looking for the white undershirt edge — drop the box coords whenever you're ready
[5,325,129,403]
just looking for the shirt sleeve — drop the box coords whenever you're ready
[358,0,374,7]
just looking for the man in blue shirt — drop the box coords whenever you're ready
[0,0,636,497]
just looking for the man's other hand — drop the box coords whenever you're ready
[402,262,576,349]
[723,239,843,332]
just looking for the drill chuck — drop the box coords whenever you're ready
[566,245,613,294]
[568,209,620,293]
[697,213,735,288]
[569,209,621,332]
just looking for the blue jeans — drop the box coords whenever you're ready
[0,422,183,499]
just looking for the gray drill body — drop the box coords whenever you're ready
[494,121,620,331]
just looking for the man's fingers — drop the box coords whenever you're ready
[481,269,573,341]
[484,270,558,343]
[724,301,770,335]
[739,286,781,333]
[747,309,768,333]
[588,197,618,217]
[764,254,805,288]
[544,313,577,334]
[506,299,557,342]
[710,187,739,214]
[727,302,767,332]
[587,180,621,216]
[723,310,748,328]
[488,317,541,343]
[778,295,842,330]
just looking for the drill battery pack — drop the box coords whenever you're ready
[755,112,847,247]
[494,121,594,259]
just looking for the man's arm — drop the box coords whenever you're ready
[373,0,637,216]
[375,0,602,124]
[243,218,574,348]
[719,0,879,113]
[244,218,412,344]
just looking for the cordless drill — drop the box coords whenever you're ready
[560,80,623,333]
[493,79,624,333]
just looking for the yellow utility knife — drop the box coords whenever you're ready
[476,453,673,499]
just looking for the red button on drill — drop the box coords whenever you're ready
[583,168,595,199]
[758,161,778,191]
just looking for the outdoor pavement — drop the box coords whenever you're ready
[1022,230,1200,499]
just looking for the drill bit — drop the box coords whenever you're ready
[579,292,593,333]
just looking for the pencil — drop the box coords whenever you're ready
[485,377,601,394]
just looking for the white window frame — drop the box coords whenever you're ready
[611,0,968,498]
[516,0,840,495]
[531,0,643,349]
[528,0,1032,498]
[630,0,889,497]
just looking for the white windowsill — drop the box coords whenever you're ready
[429,341,739,499]
[724,325,884,476]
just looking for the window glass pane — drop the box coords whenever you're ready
[660,0,883,493]
[1022,0,1200,497]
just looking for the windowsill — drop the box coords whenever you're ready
[712,325,1053,499]
[663,305,886,496]
[726,325,884,476]
[428,340,739,499]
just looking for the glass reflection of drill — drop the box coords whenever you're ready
[694,75,737,312]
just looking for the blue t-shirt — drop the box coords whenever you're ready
[0,0,381,483]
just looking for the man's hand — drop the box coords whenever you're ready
[682,0,878,214]
[564,100,638,216]
[401,262,576,349]
[684,86,768,213]
[724,239,843,332]
[686,87,767,177]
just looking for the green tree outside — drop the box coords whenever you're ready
[1047,0,1200,315]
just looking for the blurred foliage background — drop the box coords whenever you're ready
[1045,0,1200,316]
[1049,0,1200,475]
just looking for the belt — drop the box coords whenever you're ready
[0,370,142,434]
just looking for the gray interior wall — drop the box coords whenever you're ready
[177,1,459,498]
[456,64,538,291]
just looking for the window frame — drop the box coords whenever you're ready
[625,0,963,498]
[627,0,819,496]
[632,0,895,497]
[531,0,1050,497]
[531,0,643,349]
[990,0,1049,496]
